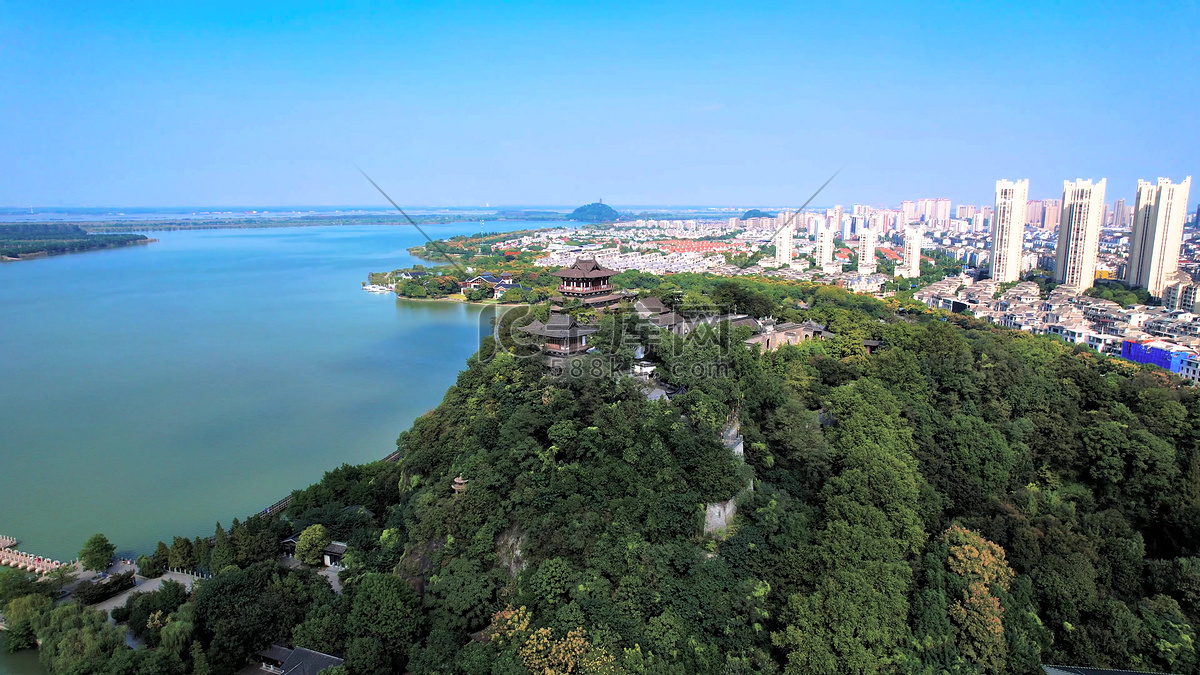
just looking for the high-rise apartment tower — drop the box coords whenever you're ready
[991,179,1029,282]
[1054,179,1107,291]
[858,228,877,274]
[1127,176,1192,298]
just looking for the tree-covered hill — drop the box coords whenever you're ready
[568,203,620,223]
[9,279,1200,675]
[741,209,775,219]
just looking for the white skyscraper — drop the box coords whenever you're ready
[829,205,844,239]
[858,228,878,274]
[990,179,1029,283]
[816,225,835,266]
[1128,176,1192,298]
[896,226,923,278]
[773,214,794,268]
[1054,178,1107,291]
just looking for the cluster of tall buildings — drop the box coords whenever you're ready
[989,176,1192,297]
[757,176,1193,294]
[903,199,952,227]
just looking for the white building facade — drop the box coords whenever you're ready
[1055,178,1107,291]
[991,179,1029,282]
[1128,176,1192,298]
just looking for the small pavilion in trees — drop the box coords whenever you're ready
[518,313,599,367]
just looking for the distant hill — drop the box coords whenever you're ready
[742,209,775,219]
[568,202,619,223]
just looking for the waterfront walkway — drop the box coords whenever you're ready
[0,534,66,575]
[90,570,198,615]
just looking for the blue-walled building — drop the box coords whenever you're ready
[1121,339,1196,374]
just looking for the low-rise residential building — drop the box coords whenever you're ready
[1121,339,1197,374]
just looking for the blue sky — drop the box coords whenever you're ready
[2,1,1197,209]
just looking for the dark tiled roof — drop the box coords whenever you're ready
[256,645,293,664]
[550,258,616,279]
[635,297,667,314]
[282,648,344,675]
[651,312,686,326]
[519,314,600,338]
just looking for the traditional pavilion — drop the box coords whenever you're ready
[519,313,599,366]
[550,258,628,311]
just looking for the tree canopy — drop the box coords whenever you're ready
[14,275,1200,675]
[78,533,115,573]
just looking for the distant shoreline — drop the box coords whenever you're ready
[0,237,156,262]
[390,293,526,308]
[69,214,572,233]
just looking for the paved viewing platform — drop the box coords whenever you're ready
[0,534,66,575]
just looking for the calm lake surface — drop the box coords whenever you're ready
[0,222,561,675]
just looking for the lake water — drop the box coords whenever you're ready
[0,222,561,674]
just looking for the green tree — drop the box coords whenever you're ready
[211,522,236,573]
[295,524,332,566]
[153,541,171,575]
[33,602,128,674]
[772,379,927,673]
[0,568,41,607]
[194,536,211,572]
[3,593,52,652]
[168,536,195,571]
[346,573,424,671]
[79,533,116,573]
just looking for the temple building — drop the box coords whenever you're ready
[743,319,834,352]
[550,258,630,311]
[519,313,600,367]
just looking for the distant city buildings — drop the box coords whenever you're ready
[1109,197,1131,228]
[774,215,794,268]
[1042,199,1062,231]
[816,225,839,273]
[511,176,1195,309]
[991,179,1029,282]
[1055,178,1107,291]
[1025,199,1044,227]
[1127,176,1192,298]
[896,226,923,278]
[829,205,844,240]
[858,228,878,274]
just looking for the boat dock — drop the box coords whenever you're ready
[0,534,66,575]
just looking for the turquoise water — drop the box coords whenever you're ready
[0,222,555,674]
[0,638,40,675]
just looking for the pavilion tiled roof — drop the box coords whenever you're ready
[550,258,616,279]
[519,313,600,338]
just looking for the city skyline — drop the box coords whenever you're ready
[3,2,1198,208]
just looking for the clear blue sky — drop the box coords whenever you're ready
[2,1,1197,209]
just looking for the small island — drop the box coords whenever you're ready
[0,224,151,261]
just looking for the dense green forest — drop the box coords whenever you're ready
[5,277,1200,675]
[0,224,149,258]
